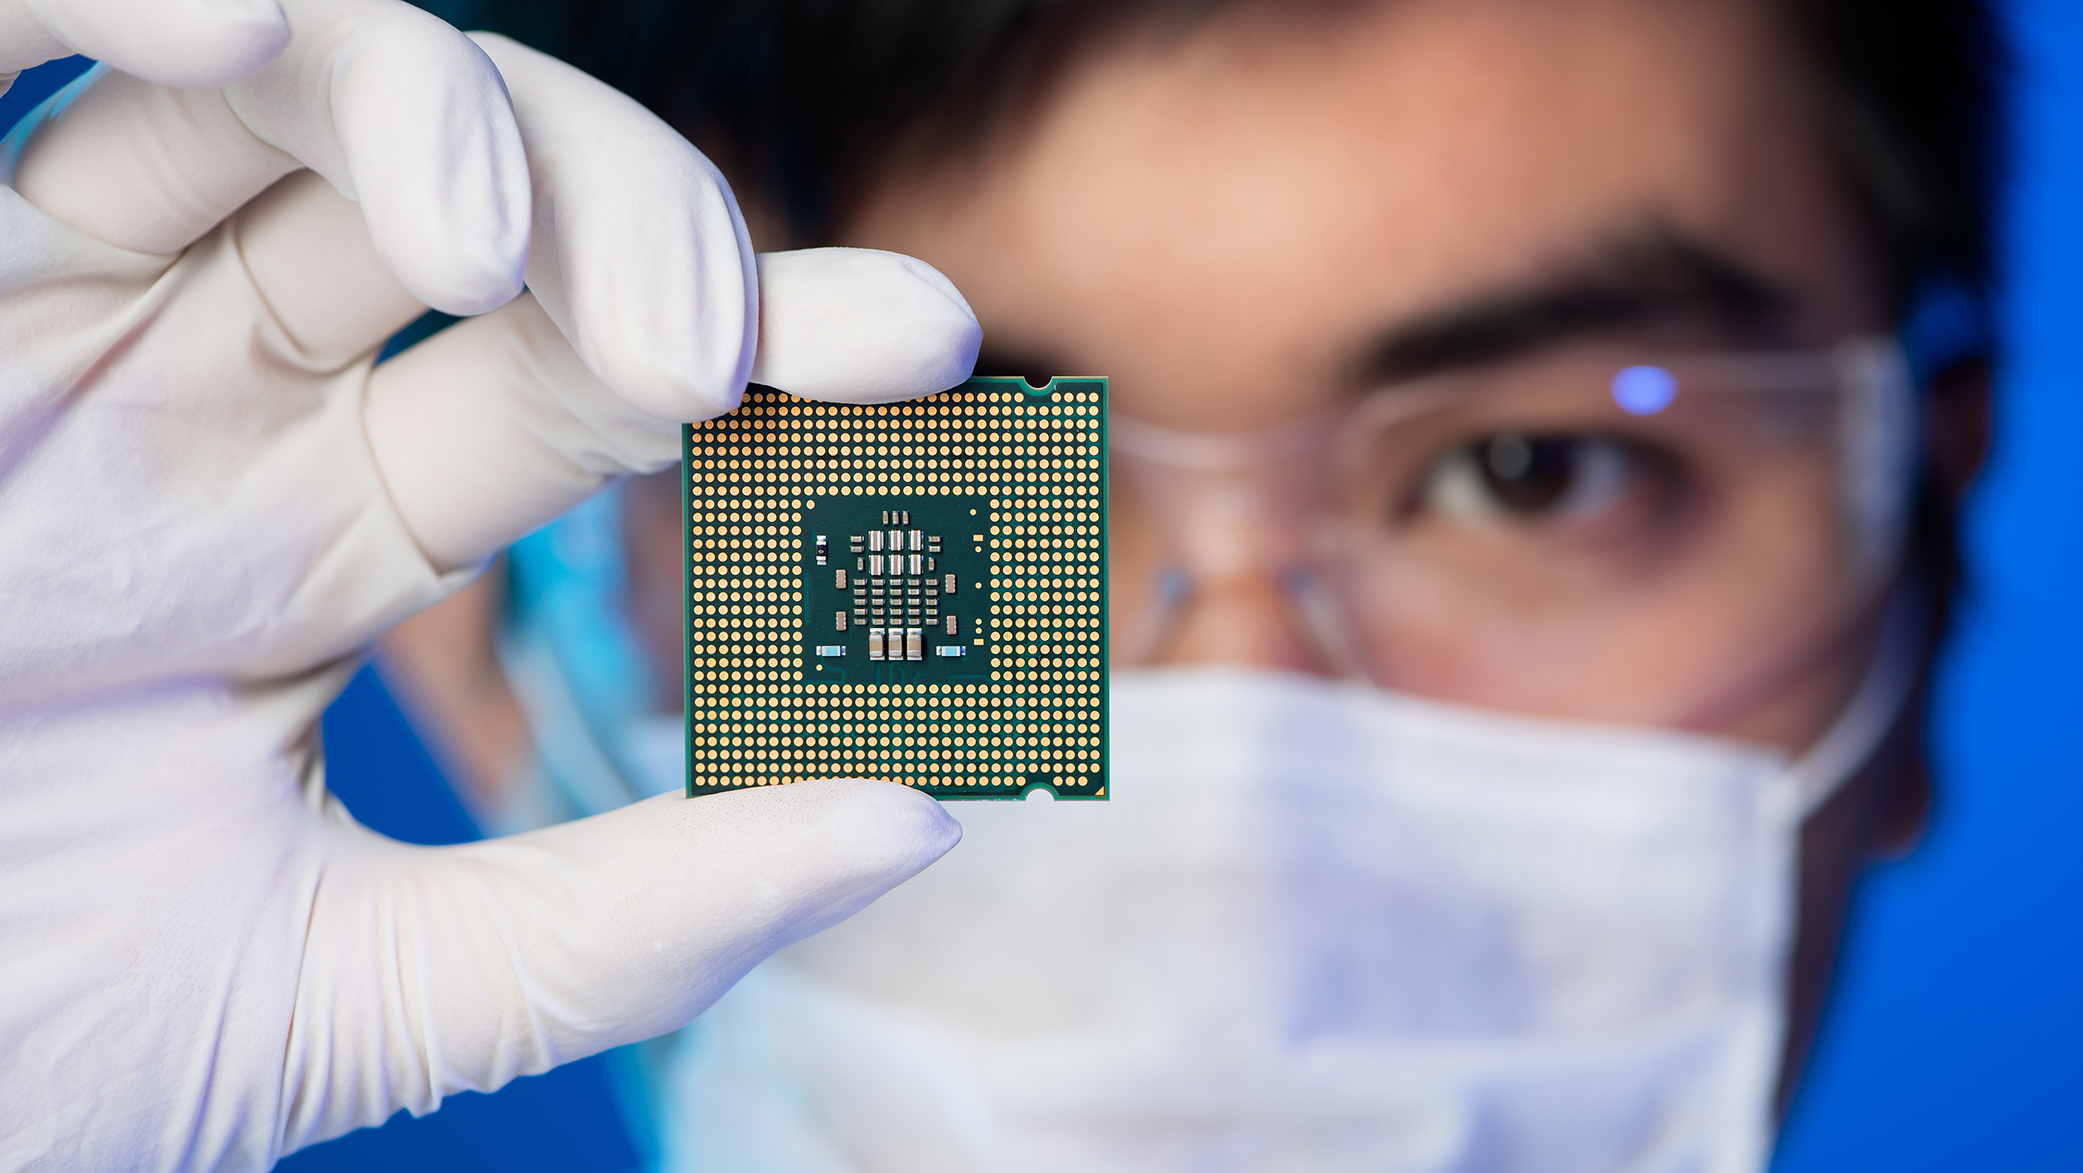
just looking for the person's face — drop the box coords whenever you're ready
[809,0,1940,1110]
[837,0,1887,755]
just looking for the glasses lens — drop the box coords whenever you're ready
[1312,347,1870,721]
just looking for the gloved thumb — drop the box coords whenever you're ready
[281,778,960,1152]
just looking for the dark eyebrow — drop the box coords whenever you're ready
[1351,222,1794,389]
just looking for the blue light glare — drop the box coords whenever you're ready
[1610,365,1678,415]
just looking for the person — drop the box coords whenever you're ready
[0,1,984,1168]
[379,0,2003,1169]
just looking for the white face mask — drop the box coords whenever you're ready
[657,628,1914,1173]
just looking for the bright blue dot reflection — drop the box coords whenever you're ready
[1611,365,1678,415]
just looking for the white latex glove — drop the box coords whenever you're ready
[0,2,977,1169]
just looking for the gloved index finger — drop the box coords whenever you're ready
[7,0,527,316]
[466,35,983,423]
[362,32,984,576]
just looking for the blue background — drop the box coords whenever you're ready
[4,2,2076,1167]
[1771,3,2083,1167]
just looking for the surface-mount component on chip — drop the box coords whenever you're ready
[681,376,1108,801]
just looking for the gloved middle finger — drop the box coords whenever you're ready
[6,0,527,317]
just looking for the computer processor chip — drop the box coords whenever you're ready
[682,376,1108,800]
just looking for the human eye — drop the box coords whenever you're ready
[1410,432,1675,529]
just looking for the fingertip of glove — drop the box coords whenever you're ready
[613,780,958,942]
[464,30,524,54]
[751,248,982,403]
[61,0,289,87]
[385,239,529,318]
[181,0,290,81]
[341,15,533,316]
[765,777,964,877]
[402,254,529,319]
[573,314,751,425]
[884,250,978,324]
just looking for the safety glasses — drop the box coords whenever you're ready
[1109,336,1915,731]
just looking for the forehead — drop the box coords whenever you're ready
[843,0,1879,429]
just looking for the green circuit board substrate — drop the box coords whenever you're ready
[682,376,1108,801]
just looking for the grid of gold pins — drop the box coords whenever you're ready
[685,382,1106,794]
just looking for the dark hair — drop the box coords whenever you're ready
[421,0,2004,316]
[1813,0,2006,316]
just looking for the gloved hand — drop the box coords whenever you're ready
[0,2,977,1169]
